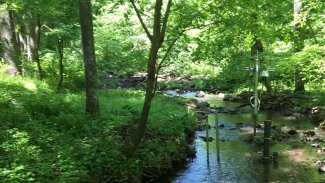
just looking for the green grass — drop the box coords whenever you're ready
[0,74,195,182]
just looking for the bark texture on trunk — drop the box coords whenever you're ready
[0,10,21,75]
[78,0,100,114]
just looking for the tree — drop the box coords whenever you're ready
[20,12,42,80]
[124,0,172,156]
[56,37,64,91]
[78,0,100,114]
[294,0,304,92]
[0,4,21,75]
[10,0,44,79]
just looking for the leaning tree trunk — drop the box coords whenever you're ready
[0,10,21,75]
[124,0,172,157]
[124,40,160,156]
[78,0,100,115]
[294,0,304,92]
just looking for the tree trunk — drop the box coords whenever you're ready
[294,0,304,92]
[57,38,64,91]
[28,14,42,80]
[124,42,160,156]
[0,9,21,75]
[78,0,100,115]
[18,31,28,62]
[264,77,273,93]
[125,0,172,157]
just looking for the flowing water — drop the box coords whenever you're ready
[160,91,324,183]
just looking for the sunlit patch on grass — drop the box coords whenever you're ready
[283,149,311,164]
[24,82,37,91]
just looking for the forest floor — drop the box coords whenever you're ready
[0,75,197,182]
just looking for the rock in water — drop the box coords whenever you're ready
[196,101,210,108]
[219,124,225,128]
[195,91,205,98]
[199,136,214,142]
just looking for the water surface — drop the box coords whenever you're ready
[161,91,323,183]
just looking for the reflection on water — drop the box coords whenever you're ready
[161,91,323,183]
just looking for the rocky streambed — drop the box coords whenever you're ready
[160,90,325,183]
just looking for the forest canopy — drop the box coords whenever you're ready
[0,0,324,182]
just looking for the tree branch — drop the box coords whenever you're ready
[160,0,172,44]
[153,11,201,92]
[153,30,181,92]
[130,0,153,41]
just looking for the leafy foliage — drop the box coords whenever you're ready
[0,73,195,182]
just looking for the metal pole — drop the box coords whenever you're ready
[206,119,210,166]
[263,120,272,161]
[215,112,220,162]
[253,53,259,136]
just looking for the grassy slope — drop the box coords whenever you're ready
[0,75,195,182]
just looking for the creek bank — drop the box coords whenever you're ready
[224,92,325,126]
[102,72,224,94]
[129,93,200,183]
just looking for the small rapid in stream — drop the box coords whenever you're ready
[159,91,324,183]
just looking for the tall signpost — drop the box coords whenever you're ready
[253,54,260,136]
[241,53,274,136]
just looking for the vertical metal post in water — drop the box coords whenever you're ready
[206,118,210,166]
[215,112,220,162]
[253,53,260,136]
[263,120,272,161]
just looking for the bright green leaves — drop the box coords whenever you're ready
[296,45,325,84]
[94,2,148,76]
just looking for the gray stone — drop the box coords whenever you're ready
[311,143,321,148]
[195,91,205,98]
[281,126,297,135]
[196,101,210,108]
[317,160,325,173]
[303,130,316,136]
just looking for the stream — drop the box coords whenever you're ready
[160,91,324,183]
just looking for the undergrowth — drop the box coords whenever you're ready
[0,74,195,182]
